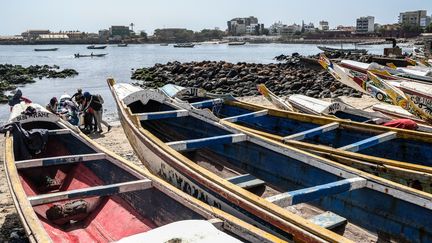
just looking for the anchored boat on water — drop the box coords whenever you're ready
[3,102,281,243]
[74,53,107,58]
[34,48,58,52]
[317,46,367,55]
[87,45,107,49]
[109,79,432,242]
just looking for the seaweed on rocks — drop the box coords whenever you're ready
[0,64,78,103]
[131,57,363,99]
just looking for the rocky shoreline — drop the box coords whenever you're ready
[131,54,363,99]
[0,64,78,103]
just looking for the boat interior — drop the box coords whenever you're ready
[183,98,432,167]
[125,98,432,242]
[12,121,246,242]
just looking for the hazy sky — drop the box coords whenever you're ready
[1,0,431,35]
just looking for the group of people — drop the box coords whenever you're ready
[45,89,112,134]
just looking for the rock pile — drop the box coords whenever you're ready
[0,64,78,103]
[131,56,363,98]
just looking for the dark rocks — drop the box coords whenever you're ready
[131,54,363,99]
[0,64,78,103]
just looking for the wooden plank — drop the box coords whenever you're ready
[135,110,189,121]
[222,110,268,123]
[309,211,347,229]
[338,131,397,152]
[227,174,265,189]
[266,177,366,207]
[15,153,106,169]
[166,133,247,151]
[48,129,71,135]
[283,122,340,142]
[190,98,224,109]
[28,179,152,206]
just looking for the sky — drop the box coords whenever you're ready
[1,0,431,35]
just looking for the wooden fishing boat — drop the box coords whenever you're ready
[173,43,195,48]
[399,82,432,117]
[257,84,432,133]
[228,42,246,46]
[87,45,107,49]
[4,102,280,243]
[34,48,58,52]
[340,59,432,83]
[317,46,367,55]
[162,83,432,191]
[109,79,432,242]
[118,43,128,47]
[74,53,107,58]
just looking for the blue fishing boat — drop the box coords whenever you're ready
[109,79,432,242]
[3,102,279,243]
[163,84,432,192]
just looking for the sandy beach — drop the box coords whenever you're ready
[0,95,380,241]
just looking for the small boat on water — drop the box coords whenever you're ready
[87,45,107,49]
[74,53,107,58]
[160,43,169,46]
[117,43,128,47]
[3,102,280,243]
[173,43,195,48]
[109,79,432,242]
[317,46,368,55]
[228,42,246,46]
[34,48,59,52]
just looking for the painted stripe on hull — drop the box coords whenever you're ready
[266,177,366,207]
[191,98,224,108]
[47,129,71,135]
[222,110,269,123]
[227,174,266,189]
[339,131,397,152]
[136,109,189,121]
[283,122,340,141]
[15,153,106,169]
[28,179,152,206]
[166,133,247,151]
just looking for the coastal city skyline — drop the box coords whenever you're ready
[1,0,430,35]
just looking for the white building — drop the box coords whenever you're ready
[319,21,329,31]
[303,22,316,32]
[280,24,302,36]
[356,16,375,33]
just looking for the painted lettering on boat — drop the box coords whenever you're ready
[159,163,222,209]
[327,103,342,114]
[408,95,432,115]
[16,112,49,122]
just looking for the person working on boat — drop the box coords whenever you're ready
[71,88,83,103]
[8,89,32,111]
[46,97,59,114]
[82,92,111,133]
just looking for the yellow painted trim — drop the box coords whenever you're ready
[227,100,432,143]
[109,80,352,243]
[4,136,52,243]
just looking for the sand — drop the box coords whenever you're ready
[0,95,381,241]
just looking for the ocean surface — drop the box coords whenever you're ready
[0,43,401,122]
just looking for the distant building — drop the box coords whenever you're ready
[227,16,263,35]
[269,21,284,35]
[36,34,69,42]
[356,16,375,32]
[336,25,356,32]
[399,10,428,27]
[21,30,50,41]
[318,21,329,31]
[280,24,302,36]
[99,29,110,41]
[109,26,130,38]
[303,22,316,32]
